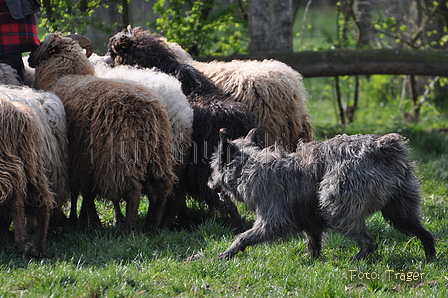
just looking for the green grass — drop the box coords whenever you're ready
[1,78,447,296]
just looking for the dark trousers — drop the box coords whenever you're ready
[0,53,25,82]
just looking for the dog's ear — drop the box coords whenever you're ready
[218,128,230,165]
[245,128,265,147]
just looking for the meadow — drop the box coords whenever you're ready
[1,7,448,298]
[1,73,447,298]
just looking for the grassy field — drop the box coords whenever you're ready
[2,7,448,298]
[1,73,447,297]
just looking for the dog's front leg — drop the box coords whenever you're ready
[219,219,284,259]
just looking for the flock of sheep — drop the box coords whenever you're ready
[0,26,435,260]
[0,26,312,257]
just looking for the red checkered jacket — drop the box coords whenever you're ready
[0,0,40,55]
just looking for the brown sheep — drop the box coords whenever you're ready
[29,33,175,235]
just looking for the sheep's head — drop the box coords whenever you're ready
[107,26,180,70]
[29,33,94,68]
[107,27,133,57]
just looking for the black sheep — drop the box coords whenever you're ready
[107,26,259,231]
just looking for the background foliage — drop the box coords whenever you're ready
[40,0,114,34]
[151,0,248,56]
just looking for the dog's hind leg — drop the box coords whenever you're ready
[329,218,378,260]
[304,227,325,258]
[381,194,436,259]
[321,200,378,260]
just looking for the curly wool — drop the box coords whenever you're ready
[0,85,69,208]
[164,39,314,148]
[107,27,220,98]
[31,34,175,233]
[192,59,313,148]
[93,58,193,165]
[0,63,22,86]
[107,27,259,229]
[0,95,54,255]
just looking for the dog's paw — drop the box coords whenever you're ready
[218,251,233,260]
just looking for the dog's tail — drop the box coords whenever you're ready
[377,133,412,161]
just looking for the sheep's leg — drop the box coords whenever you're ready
[81,191,101,228]
[49,206,68,230]
[113,200,125,226]
[381,194,436,259]
[0,215,12,237]
[10,191,33,256]
[143,176,172,232]
[217,191,246,233]
[32,203,50,257]
[206,189,245,233]
[220,218,289,259]
[159,183,187,229]
[69,192,79,225]
[122,177,142,236]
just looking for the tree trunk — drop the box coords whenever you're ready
[41,0,55,31]
[122,0,130,27]
[249,0,293,53]
[353,0,373,46]
[334,76,346,125]
[292,0,302,21]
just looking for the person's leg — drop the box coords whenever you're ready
[0,53,25,81]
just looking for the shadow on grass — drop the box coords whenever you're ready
[0,207,238,269]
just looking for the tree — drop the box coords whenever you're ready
[371,0,448,122]
[248,0,293,53]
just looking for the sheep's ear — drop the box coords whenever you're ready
[68,34,94,58]
[28,33,55,68]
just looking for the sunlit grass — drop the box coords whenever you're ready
[1,80,447,296]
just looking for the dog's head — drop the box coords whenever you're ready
[208,128,264,190]
[216,127,265,166]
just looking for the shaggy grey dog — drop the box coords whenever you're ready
[208,128,436,260]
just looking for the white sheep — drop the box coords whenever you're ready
[91,55,193,166]
[169,43,314,149]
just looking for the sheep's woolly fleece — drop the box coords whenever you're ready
[0,95,53,209]
[32,33,175,202]
[0,84,69,207]
[92,56,193,165]
[167,41,314,148]
[0,63,22,86]
[192,59,313,148]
